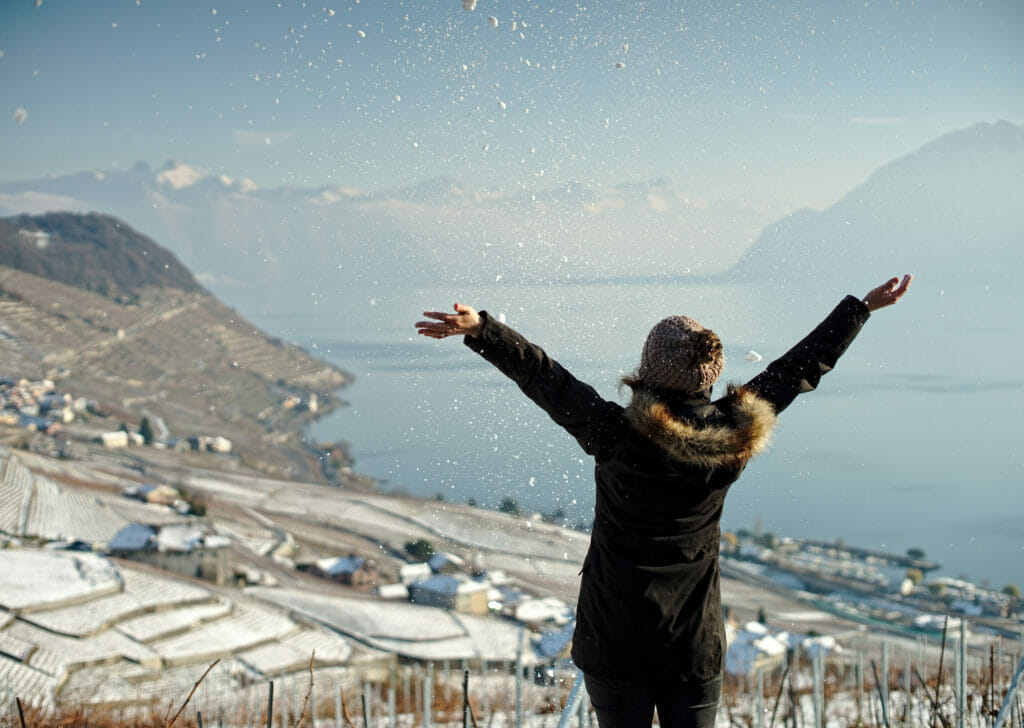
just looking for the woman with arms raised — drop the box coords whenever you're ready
[415,274,912,728]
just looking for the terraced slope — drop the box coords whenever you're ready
[0,264,350,483]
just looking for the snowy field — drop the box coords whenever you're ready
[0,549,378,710]
[3,442,1021,725]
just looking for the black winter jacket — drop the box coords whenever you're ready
[464,295,871,683]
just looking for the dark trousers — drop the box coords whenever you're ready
[583,673,721,728]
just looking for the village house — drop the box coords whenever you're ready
[408,574,490,615]
[187,435,233,454]
[101,431,131,448]
[398,561,433,584]
[107,522,230,585]
[375,582,409,600]
[309,555,380,590]
[0,376,86,434]
[512,597,573,628]
[428,551,465,574]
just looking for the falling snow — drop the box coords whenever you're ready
[0,0,1019,590]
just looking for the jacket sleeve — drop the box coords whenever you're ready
[744,295,871,415]
[463,312,616,457]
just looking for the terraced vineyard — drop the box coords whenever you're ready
[0,264,352,484]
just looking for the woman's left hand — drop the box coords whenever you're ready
[415,303,482,339]
[862,274,913,312]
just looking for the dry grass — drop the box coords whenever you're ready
[6,654,1022,728]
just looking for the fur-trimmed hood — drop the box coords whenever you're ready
[625,386,777,468]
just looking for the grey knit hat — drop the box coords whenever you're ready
[637,315,724,393]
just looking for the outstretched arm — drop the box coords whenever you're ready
[745,274,913,414]
[414,303,617,458]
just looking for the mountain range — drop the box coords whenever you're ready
[0,120,1020,320]
[0,159,794,315]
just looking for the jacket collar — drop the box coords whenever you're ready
[624,386,776,468]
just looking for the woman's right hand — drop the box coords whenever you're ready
[863,274,913,312]
[415,303,483,339]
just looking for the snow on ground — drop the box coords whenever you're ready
[277,496,437,544]
[482,551,581,583]
[725,621,789,675]
[0,654,56,710]
[23,565,213,636]
[445,611,536,663]
[60,658,242,709]
[210,515,278,555]
[23,472,128,542]
[148,600,298,667]
[307,490,588,564]
[0,549,371,709]
[282,626,353,664]
[183,475,272,506]
[236,476,589,564]
[0,550,122,612]
[114,597,233,643]
[410,505,589,561]
[5,617,159,676]
[233,623,354,677]
[0,452,34,534]
[56,663,140,709]
[108,498,190,526]
[237,641,324,676]
[246,587,541,665]
[248,587,466,643]
[0,631,34,662]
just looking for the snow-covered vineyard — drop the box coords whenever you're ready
[0,443,579,718]
[0,547,572,719]
[2,443,1024,726]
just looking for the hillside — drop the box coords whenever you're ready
[0,212,202,299]
[0,213,357,486]
[730,120,1024,293]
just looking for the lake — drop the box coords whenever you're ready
[256,276,1024,592]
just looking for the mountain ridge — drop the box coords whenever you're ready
[729,120,1024,293]
[0,212,203,300]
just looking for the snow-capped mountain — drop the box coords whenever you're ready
[0,159,793,314]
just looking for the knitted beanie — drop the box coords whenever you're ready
[637,315,724,393]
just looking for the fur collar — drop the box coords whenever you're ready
[625,386,777,468]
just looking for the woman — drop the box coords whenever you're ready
[415,275,912,728]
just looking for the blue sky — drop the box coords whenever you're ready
[2,0,1021,208]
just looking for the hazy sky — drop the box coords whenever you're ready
[2,0,1021,208]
